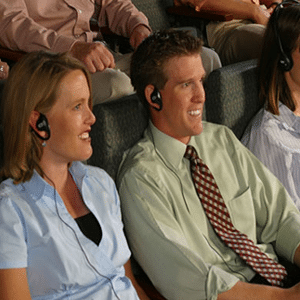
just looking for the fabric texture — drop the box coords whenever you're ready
[0,0,149,53]
[117,121,300,300]
[0,161,139,300]
[242,102,300,211]
[205,59,261,139]
[185,145,287,286]
[0,0,149,103]
[207,18,265,66]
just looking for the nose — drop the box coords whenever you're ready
[193,81,206,103]
[86,106,96,126]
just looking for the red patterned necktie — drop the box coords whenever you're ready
[184,145,287,286]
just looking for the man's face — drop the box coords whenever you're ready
[153,54,206,144]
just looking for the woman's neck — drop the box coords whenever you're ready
[40,162,70,192]
[40,161,89,218]
[291,92,300,116]
[285,72,300,116]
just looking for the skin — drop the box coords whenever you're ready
[285,46,300,116]
[70,24,151,73]
[0,70,150,300]
[176,0,279,25]
[0,59,9,80]
[147,53,206,145]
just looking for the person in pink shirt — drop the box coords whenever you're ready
[0,0,221,104]
[0,0,151,103]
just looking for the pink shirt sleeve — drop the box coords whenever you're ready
[0,0,150,53]
[97,0,150,37]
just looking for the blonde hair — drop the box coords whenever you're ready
[1,51,92,183]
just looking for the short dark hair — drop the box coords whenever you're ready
[260,2,300,115]
[130,29,203,109]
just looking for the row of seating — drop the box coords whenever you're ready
[0,0,232,63]
[88,59,261,181]
[0,58,260,299]
[0,59,261,186]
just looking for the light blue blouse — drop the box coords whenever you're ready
[242,103,300,210]
[0,161,139,300]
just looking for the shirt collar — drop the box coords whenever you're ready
[18,161,87,202]
[274,102,300,132]
[148,122,198,170]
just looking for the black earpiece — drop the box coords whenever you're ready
[150,88,163,111]
[34,113,51,141]
[272,0,300,72]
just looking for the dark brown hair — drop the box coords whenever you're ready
[259,2,300,115]
[131,29,203,110]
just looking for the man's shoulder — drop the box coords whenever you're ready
[201,121,235,138]
[119,135,155,171]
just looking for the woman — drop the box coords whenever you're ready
[0,51,149,299]
[242,1,300,210]
[0,58,9,80]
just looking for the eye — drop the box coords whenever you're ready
[74,103,81,110]
[182,82,190,87]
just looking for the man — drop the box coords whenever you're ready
[175,0,280,65]
[0,0,150,103]
[0,0,220,104]
[117,29,300,300]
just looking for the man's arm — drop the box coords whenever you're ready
[97,0,151,47]
[0,0,76,53]
[118,167,239,300]
[177,0,271,25]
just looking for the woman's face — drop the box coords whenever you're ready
[42,69,96,165]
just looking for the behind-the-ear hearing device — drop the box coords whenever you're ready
[272,0,300,72]
[151,88,163,111]
[34,113,51,141]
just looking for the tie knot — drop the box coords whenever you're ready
[184,145,198,161]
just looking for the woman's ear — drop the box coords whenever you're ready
[29,111,49,140]
[29,110,40,132]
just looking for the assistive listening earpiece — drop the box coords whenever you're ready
[150,88,163,111]
[272,0,300,72]
[34,113,51,141]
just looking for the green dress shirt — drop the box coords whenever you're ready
[117,121,300,300]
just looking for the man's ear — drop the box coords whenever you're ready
[145,84,161,111]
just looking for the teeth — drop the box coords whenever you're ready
[79,132,89,140]
[188,110,201,116]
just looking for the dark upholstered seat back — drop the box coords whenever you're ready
[88,94,148,181]
[205,59,261,139]
[0,60,261,181]
[88,60,261,181]
[132,0,173,31]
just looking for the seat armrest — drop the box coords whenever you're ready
[167,5,234,22]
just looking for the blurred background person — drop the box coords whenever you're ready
[242,1,300,211]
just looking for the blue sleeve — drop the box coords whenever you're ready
[0,187,28,269]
